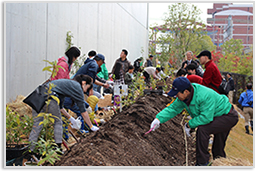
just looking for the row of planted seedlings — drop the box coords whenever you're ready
[117,64,176,109]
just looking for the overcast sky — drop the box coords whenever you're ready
[149,3,213,26]
[148,2,253,26]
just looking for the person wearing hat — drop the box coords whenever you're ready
[75,53,108,87]
[150,77,238,166]
[196,50,222,94]
[226,72,235,103]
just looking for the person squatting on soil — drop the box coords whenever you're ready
[142,67,161,86]
[28,75,98,152]
[67,54,108,133]
[238,83,253,135]
[150,77,239,166]
[50,46,84,130]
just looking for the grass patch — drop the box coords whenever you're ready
[225,117,253,164]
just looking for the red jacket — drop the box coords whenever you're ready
[202,60,222,93]
[187,74,203,84]
[51,56,70,80]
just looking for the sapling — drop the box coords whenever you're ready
[150,75,157,90]
[28,60,64,166]
[6,106,33,145]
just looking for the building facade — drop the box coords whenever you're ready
[5,3,149,102]
[207,3,253,49]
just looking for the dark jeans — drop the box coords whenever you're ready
[93,83,102,93]
[196,106,238,164]
[143,71,150,84]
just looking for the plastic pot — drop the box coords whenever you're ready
[6,144,29,161]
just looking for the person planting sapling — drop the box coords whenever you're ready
[150,77,238,166]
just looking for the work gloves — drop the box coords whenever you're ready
[90,125,99,132]
[150,118,160,131]
[100,119,106,124]
[71,118,82,130]
[184,123,191,137]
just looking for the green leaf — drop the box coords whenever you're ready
[42,66,52,72]
[49,118,55,123]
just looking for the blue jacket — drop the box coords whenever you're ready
[238,89,253,108]
[74,58,98,82]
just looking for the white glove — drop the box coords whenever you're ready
[90,125,99,132]
[100,119,106,124]
[184,123,191,137]
[71,118,82,130]
[150,118,160,131]
[107,81,114,86]
[86,106,93,114]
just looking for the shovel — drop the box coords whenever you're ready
[142,125,155,137]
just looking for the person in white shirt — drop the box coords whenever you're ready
[143,67,161,85]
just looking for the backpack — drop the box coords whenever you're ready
[210,79,228,95]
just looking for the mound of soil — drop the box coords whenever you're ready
[52,94,196,166]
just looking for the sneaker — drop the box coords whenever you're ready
[77,129,89,137]
[71,119,82,130]
[90,125,100,132]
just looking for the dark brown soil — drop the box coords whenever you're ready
[52,94,196,166]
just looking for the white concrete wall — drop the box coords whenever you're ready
[5,2,149,102]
